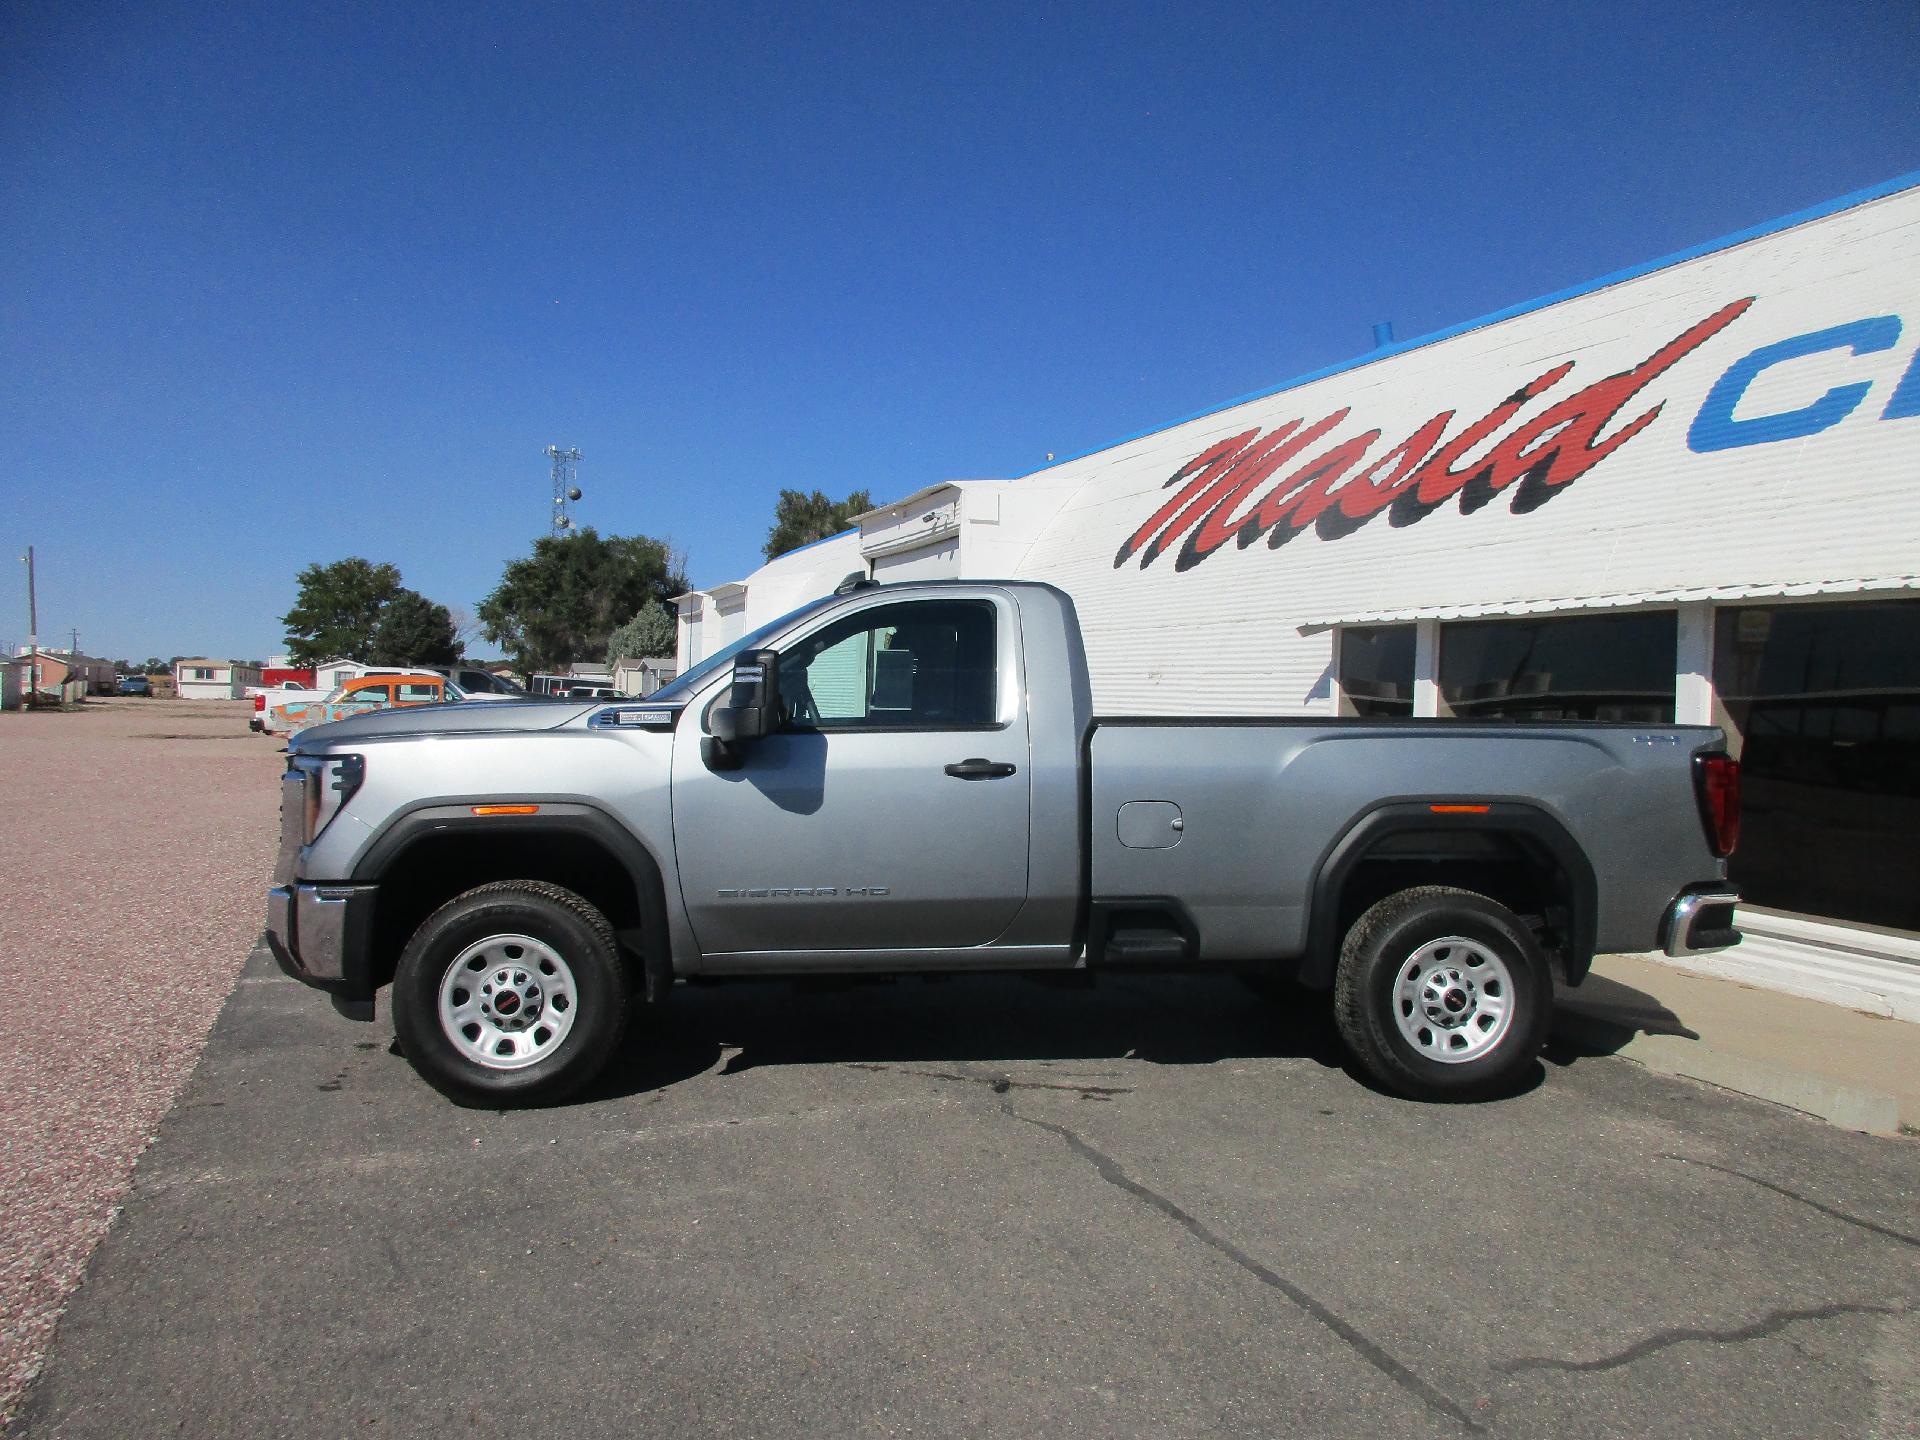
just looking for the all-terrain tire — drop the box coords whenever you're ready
[392,880,630,1107]
[1333,885,1551,1100]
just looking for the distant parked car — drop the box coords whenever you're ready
[528,671,613,697]
[267,673,456,736]
[415,665,528,699]
[116,675,152,696]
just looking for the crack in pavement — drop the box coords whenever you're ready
[1000,1099,1483,1433]
[845,1062,1132,1100]
[1662,1154,1920,1249]
[1499,1300,1905,1375]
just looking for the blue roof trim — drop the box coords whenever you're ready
[1016,168,1920,477]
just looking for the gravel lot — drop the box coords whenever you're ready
[0,699,282,1427]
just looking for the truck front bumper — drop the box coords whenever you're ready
[265,882,379,1018]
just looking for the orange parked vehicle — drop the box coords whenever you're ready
[267,673,454,736]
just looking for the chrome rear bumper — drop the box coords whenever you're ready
[1663,890,1742,957]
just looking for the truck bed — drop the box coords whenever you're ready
[1087,716,1722,969]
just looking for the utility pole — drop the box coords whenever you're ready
[22,545,38,703]
[545,445,583,538]
[69,627,79,656]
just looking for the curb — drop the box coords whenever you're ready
[1552,1009,1904,1137]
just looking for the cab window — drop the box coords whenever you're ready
[778,600,996,730]
[396,683,440,703]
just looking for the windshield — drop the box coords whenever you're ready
[649,595,841,702]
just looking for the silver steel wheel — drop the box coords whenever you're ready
[1392,935,1514,1064]
[437,933,578,1071]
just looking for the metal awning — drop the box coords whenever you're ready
[1298,576,1920,630]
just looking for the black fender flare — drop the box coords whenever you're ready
[351,799,675,996]
[1298,800,1598,990]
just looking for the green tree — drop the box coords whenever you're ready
[479,528,688,675]
[605,605,677,667]
[368,590,463,666]
[762,488,872,561]
[281,558,403,664]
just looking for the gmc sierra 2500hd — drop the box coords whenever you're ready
[265,579,1741,1106]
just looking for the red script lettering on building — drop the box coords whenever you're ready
[1114,298,1754,573]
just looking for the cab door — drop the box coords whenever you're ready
[670,594,1030,962]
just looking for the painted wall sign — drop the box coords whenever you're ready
[1115,296,1917,575]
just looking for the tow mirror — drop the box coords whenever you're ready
[705,649,781,769]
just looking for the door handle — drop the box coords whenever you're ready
[944,758,1017,780]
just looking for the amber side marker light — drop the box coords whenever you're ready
[1429,804,1491,814]
[471,804,541,816]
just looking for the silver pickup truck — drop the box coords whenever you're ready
[266,579,1741,1106]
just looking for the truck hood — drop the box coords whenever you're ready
[294,699,602,746]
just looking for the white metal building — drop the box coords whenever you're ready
[172,658,265,700]
[680,174,1920,1013]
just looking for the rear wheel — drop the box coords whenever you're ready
[1333,886,1550,1100]
[392,880,630,1106]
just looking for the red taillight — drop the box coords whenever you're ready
[1695,753,1741,857]
[254,693,266,711]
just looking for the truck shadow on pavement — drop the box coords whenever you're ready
[1542,969,1700,1069]
[570,970,1655,1105]
[580,973,1345,1103]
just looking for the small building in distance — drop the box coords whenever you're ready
[11,647,117,697]
[613,656,676,697]
[173,658,265,700]
[259,655,316,689]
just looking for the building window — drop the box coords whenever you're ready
[1337,626,1415,716]
[188,666,215,680]
[1438,611,1676,722]
[1713,600,1920,931]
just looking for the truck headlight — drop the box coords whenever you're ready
[294,752,365,843]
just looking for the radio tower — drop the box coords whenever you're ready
[545,445,583,537]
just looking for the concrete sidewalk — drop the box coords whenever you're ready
[1555,952,1920,1137]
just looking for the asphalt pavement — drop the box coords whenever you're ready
[13,951,1919,1440]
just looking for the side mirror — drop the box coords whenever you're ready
[705,649,781,768]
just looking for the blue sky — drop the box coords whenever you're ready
[4,0,1917,662]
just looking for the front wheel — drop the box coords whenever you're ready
[392,880,631,1106]
[1333,886,1551,1100]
